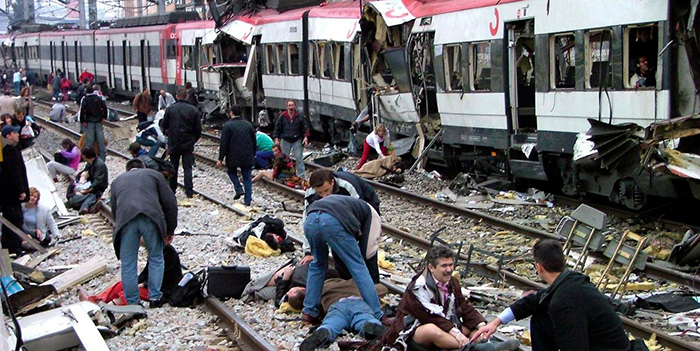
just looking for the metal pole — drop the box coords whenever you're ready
[157,0,165,13]
[88,0,97,28]
[78,0,87,29]
[408,128,443,173]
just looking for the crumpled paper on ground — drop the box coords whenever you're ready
[245,236,280,258]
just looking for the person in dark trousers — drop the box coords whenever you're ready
[273,99,309,177]
[51,71,62,101]
[185,82,198,108]
[216,109,256,206]
[67,147,109,214]
[471,239,632,351]
[110,159,178,307]
[300,169,381,276]
[0,125,29,254]
[79,86,108,160]
[161,87,201,198]
[303,195,383,325]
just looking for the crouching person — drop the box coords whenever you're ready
[111,159,178,308]
[300,278,389,351]
[376,246,519,351]
[66,147,108,214]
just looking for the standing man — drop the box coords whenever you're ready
[303,195,383,325]
[273,99,309,178]
[12,69,21,94]
[51,71,62,101]
[0,125,29,254]
[25,69,35,95]
[67,147,108,214]
[158,90,175,111]
[162,88,201,198]
[216,109,256,206]
[471,239,631,351]
[185,82,198,108]
[80,86,108,160]
[111,159,178,307]
[133,89,152,123]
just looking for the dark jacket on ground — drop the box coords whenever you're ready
[162,100,201,155]
[273,110,309,142]
[510,270,630,351]
[320,278,388,314]
[379,269,486,350]
[304,171,380,215]
[0,139,29,207]
[138,244,182,300]
[110,168,178,259]
[219,117,256,169]
[80,93,108,124]
[82,157,109,198]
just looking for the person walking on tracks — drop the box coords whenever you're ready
[80,86,108,160]
[161,87,201,198]
[273,99,309,178]
[216,109,256,206]
[110,158,178,307]
[0,125,29,254]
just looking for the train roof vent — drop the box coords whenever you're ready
[114,11,201,28]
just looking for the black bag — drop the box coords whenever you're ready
[149,156,176,178]
[54,152,70,165]
[169,271,204,307]
[206,266,251,299]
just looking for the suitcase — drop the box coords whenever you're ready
[206,266,251,299]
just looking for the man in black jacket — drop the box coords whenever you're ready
[216,109,256,206]
[273,99,309,177]
[111,159,178,307]
[471,239,631,351]
[162,88,201,198]
[79,86,108,160]
[0,125,29,254]
[67,147,109,214]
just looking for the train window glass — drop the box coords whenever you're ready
[309,44,317,77]
[444,44,462,92]
[265,45,275,74]
[586,30,612,89]
[276,44,286,74]
[288,43,300,75]
[318,42,328,78]
[625,24,658,89]
[471,42,491,91]
[167,39,177,59]
[551,34,576,89]
[332,43,345,80]
[182,46,194,70]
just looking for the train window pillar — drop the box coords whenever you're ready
[288,43,300,75]
[265,45,275,74]
[585,30,613,89]
[444,44,462,92]
[624,24,658,89]
[471,42,491,91]
[317,42,328,78]
[332,43,345,80]
[550,34,576,89]
[309,43,317,77]
[275,44,286,75]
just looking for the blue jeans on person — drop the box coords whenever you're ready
[118,214,164,304]
[84,122,106,160]
[254,151,274,169]
[14,82,20,94]
[53,88,60,100]
[227,166,252,206]
[68,193,97,211]
[281,138,305,177]
[136,136,162,157]
[303,212,383,319]
[317,297,382,344]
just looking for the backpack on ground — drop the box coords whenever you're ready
[169,270,204,307]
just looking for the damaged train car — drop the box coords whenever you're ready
[213,0,700,209]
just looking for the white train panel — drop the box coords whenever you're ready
[260,21,302,44]
[437,93,507,129]
[536,0,668,34]
[262,75,304,101]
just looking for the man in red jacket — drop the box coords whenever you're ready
[78,69,95,85]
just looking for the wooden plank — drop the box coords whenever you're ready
[0,216,47,253]
[41,256,107,293]
[12,255,31,266]
[69,304,110,351]
[26,248,60,269]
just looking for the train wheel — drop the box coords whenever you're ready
[612,178,646,210]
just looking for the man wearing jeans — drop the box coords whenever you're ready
[79,86,108,160]
[302,195,383,325]
[162,88,201,198]
[110,159,178,307]
[216,109,256,206]
[273,99,309,178]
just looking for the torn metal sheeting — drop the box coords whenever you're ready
[22,151,69,217]
[14,301,103,351]
[378,93,420,123]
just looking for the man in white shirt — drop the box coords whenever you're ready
[158,90,175,111]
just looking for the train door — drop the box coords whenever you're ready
[122,40,129,91]
[140,39,147,90]
[506,20,536,132]
[194,37,203,88]
[74,41,80,80]
[60,41,66,77]
[50,42,55,74]
[107,40,113,88]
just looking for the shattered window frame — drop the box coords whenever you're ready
[265,44,275,74]
[276,43,286,75]
[288,42,300,75]
[182,45,195,70]
[443,44,462,92]
[550,33,576,90]
[166,39,178,59]
[317,42,329,79]
[623,24,658,90]
[585,29,613,89]
[470,42,491,92]
[332,42,345,80]
[309,43,317,77]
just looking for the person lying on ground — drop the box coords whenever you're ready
[241,261,338,306]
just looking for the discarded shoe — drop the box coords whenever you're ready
[299,328,330,351]
[301,313,322,326]
[362,322,387,340]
